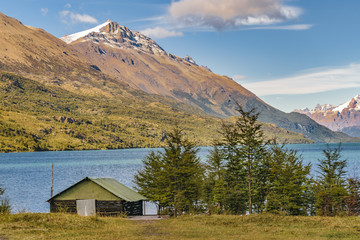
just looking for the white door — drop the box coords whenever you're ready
[76,199,96,216]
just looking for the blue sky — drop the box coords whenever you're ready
[2,0,360,112]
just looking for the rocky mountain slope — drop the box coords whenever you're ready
[62,20,259,117]
[294,95,360,137]
[61,20,352,142]
[0,12,354,144]
[0,12,90,83]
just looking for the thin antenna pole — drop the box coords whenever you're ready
[51,163,54,198]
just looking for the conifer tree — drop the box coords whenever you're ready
[265,143,312,215]
[134,152,167,214]
[216,105,268,214]
[236,107,269,214]
[134,126,204,216]
[345,178,360,216]
[315,144,348,216]
[203,145,226,214]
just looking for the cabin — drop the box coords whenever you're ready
[47,177,147,216]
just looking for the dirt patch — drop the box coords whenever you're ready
[141,225,167,237]
[127,215,168,221]
[0,235,9,240]
[127,216,170,238]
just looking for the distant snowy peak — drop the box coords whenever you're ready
[332,94,360,112]
[293,108,310,115]
[294,95,360,115]
[60,20,166,55]
[313,104,335,112]
[294,104,335,115]
[293,94,360,136]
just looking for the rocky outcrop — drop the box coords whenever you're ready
[183,55,198,65]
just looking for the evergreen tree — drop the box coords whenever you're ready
[203,145,226,214]
[217,105,268,214]
[134,126,204,216]
[265,143,312,215]
[218,122,248,214]
[344,178,360,216]
[315,144,348,216]
[133,152,168,214]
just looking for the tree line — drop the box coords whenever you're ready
[135,106,360,217]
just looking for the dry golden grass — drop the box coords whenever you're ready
[1,213,359,240]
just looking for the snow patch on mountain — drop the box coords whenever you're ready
[332,100,352,113]
[312,104,335,113]
[294,104,335,115]
[293,108,310,115]
[61,20,111,44]
[332,94,360,112]
[60,20,167,55]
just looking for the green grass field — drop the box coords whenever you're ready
[1,213,359,240]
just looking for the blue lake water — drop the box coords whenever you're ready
[0,143,359,213]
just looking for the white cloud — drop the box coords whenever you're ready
[60,10,98,25]
[168,0,303,30]
[232,75,247,81]
[141,27,183,39]
[248,24,312,30]
[243,64,360,96]
[129,16,167,23]
[41,8,48,16]
[65,3,72,9]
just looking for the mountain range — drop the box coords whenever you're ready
[0,12,356,151]
[294,95,360,137]
[61,19,354,141]
[60,19,258,117]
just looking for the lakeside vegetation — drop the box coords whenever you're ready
[0,213,360,240]
[135,106,360,217]
[0,71,312,153]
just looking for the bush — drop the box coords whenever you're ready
[0,187,11,214]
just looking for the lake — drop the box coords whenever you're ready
[0,143,359,213]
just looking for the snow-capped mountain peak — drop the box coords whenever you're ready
[61,20,111,44]
[332,94,360,112]
[313,104,335,112]
[292,94,360,136]
[60,20,166,55]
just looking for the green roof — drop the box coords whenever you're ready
[90,177,146,202]
[47,177,147,202]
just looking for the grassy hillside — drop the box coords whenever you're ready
[0,71,220,152]
[1,213,359,239]
[0,72,313,152]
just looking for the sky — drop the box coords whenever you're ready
[1,0,360,112]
